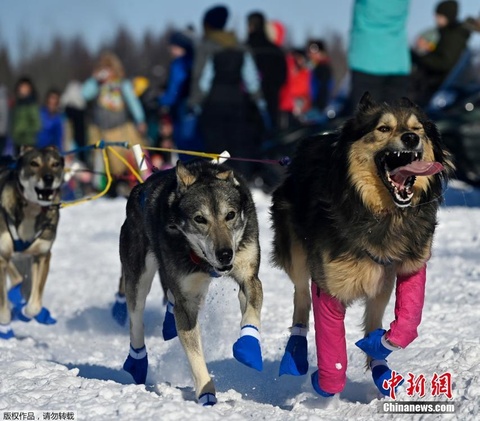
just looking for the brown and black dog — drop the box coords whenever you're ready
[0,146,64,338]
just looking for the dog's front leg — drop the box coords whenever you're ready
[24,252,50,319]
[0,257,14,338]
[231,249,263,372]
[174,272,216,405]
[0,258,12,322]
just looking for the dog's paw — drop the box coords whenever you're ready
[11,304,32,323]
[311,370,335,397]
[8,284,25,306]
[162,302,177,341]
[370,359,404,396]
[112,293,128,326]
[123,345,148,384]
[34,307,57,325]
[0,323,14,340]
[198,393,217,406]
[355,328,395,360]
[233,325,263,371]
[279,334,309,376]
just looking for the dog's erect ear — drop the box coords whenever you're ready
[19,145,34,156]
[357,91,376,113]
[216,169,240,186]
[398,96,417,109]
[176,160,197,191]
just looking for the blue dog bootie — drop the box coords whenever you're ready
[0,323,14,340]
[311,370,335,398]
[370,359,404,396]
[7,284,24,306]
[11,303,33,323]
[8,284,57,325]
[355,328,399,360]
[112,293,128,326]
[198,393,217,406]
[279,324,309,376]
[123,344,148,384]
[162,301,177,341]
[33,307,56,325]
[233,325,263,371]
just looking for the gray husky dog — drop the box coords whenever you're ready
[0,146,64,339]
[118,160,263,406]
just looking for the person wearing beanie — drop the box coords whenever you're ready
[203,5,228,30]
[188,5,233,109]
[190,5,265,181]
[412,0,471,105]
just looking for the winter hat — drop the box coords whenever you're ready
[203,5,229,30]
[435,0,458,23]
[169,31,193,52]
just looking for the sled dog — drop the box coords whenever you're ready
[270,93,453,396]
[119,160,263,405]
[0,146,64,338]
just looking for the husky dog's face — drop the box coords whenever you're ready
[18,146,65,206]
[173,162,248,275]
[345,93,452,212]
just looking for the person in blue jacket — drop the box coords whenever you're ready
[348,0,412,108]
[37,88,64,151]
[159,31,200,161]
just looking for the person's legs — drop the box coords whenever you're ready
[350,70,385,107]
[381,75,411,104]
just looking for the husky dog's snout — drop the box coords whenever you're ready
[216,248,233,266]
[401,132,420,149]
[43,173,54,187]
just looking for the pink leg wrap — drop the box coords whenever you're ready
[311,284,347,394]
[386,264,427,348]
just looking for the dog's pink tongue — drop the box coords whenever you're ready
[390,162,444,186]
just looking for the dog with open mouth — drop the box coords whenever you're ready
[270,92,454,397]
[0,146,64,338]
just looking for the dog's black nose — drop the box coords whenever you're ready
[43,174,54,187]
[401,132,420,148]
[216,248,233,265]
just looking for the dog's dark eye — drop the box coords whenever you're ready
[30,161,40,168]
[226,211,236,221]
[377,126,391,133]
[51,162,60,168]
[194,215,207,224]
[412,126,423,131]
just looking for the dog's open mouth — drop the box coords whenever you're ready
[34,187,56,202]
[375,150,444,207]
[214,264,233,274]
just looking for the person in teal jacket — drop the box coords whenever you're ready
[348,0,412,108]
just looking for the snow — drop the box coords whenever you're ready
[1,186,479,421]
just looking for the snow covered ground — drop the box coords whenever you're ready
[1,186,479,421]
